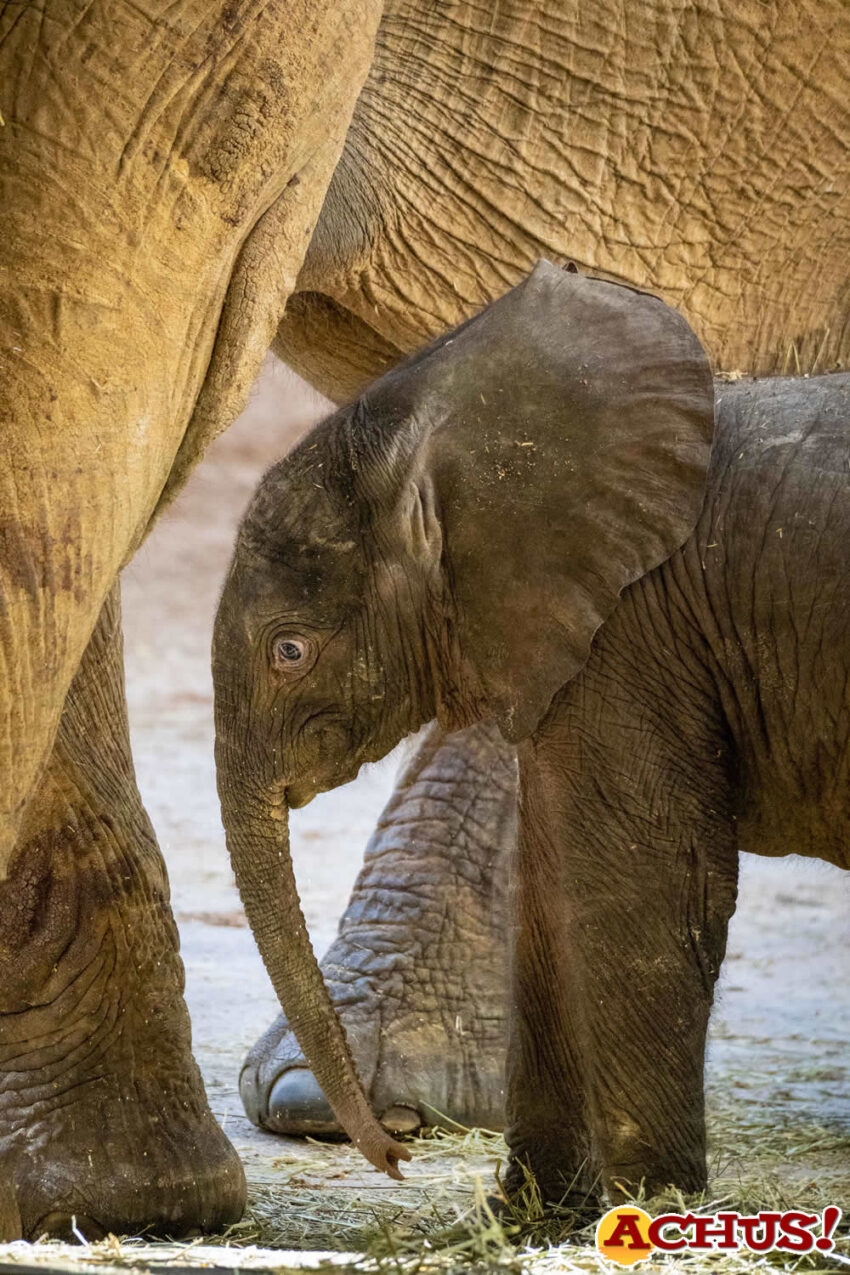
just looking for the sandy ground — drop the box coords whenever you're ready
[116,355,850,1258]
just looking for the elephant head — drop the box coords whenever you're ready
[212,260,715,1172]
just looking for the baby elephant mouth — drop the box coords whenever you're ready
[284,784,318,810]
[284,752,369,808]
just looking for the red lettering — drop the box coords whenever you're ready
[692,1213,739,1250]
[601,1214,652,1251]
[739,1213,781,1252]
[776,1212,818,1253]
[648,1214,690,1251]
[817,1206,842,1252]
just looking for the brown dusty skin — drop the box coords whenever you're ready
[0,585,246,1238]
[0,2,380,1233]
[0,0,381,876]
[279,0,850,402]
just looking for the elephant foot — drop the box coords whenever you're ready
[0,588,245,1237]
[501,1124,598,1212]
[3,1084,244,1241]
[0,809,245,1238]
[242,976,508,1138]
[241,720,517,1137]
[503,1143,707,1213]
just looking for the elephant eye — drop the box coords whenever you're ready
[278,640,304,662]
[272,635,316,673]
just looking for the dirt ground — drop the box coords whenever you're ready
[107,355,849,1265]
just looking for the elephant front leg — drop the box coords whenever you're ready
[0,585,245,1239]
[241,718,516,1137]
[505,636,739,1205]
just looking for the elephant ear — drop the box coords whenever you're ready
[395,261,714,742]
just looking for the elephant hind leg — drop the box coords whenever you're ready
[240,718,517,1139]
[0,585,245,1240]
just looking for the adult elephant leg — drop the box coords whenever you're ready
[0,585,244,1239]
[0,0,380,873]
[241,719,516,1136]
[506,587,739,1205]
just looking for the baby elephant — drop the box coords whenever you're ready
[213,261,850,1202]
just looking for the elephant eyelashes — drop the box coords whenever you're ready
[271,635,317,676]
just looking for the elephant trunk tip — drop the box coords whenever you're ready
[357,1127,412,1180]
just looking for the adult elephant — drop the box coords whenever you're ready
[0,0,847,1240]
[0,0,382,1241]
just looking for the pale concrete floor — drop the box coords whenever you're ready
[120,355,850,1240]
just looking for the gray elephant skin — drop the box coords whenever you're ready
[213,262,850,1206]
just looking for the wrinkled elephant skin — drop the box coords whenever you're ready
[279,0,850,399]
[0,0,379,1237]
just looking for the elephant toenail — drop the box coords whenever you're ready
[380,1105,422,1134]
[267,1068,340,1135]
[239,1060,265,1126]
[32,1213,106,1242]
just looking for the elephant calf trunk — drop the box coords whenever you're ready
[220,781,410,1179]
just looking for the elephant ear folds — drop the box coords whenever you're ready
[425,261,714,742]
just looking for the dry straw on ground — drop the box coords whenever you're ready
[2,1103,847,1275]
